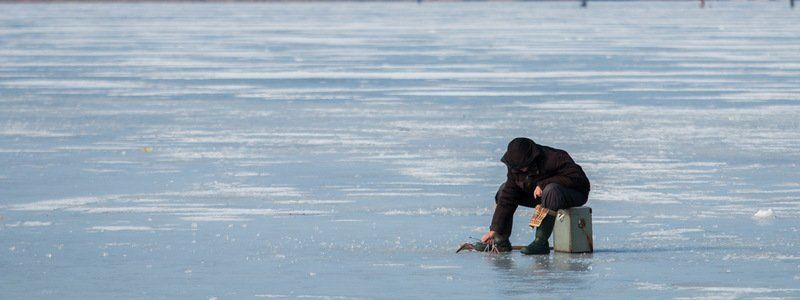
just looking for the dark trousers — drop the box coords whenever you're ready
[492,182,588,238]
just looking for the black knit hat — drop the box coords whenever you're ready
[501,137,540,169]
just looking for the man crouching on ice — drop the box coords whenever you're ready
[475,137,590,255]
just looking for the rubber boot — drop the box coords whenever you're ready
[521,214,555,255]
[473,233,512,252]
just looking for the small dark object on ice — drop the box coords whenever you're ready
[456,243,474,253]
[456,243,524,253]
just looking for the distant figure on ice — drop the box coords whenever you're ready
[474,137,590,255]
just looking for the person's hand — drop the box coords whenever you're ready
[534,185,542,198]
[481,230,496,244]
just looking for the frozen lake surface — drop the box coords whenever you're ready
[1,2,799,298]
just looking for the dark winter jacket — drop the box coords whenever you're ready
[489,138,590,235]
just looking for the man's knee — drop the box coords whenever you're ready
[542,183,563,198]
[540,183,565,210]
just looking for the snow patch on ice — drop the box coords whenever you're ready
[225,172,267,177]
[0,79,145,89]
[594,216,636,224]
[103,243,133,247]
[752,209,775,219]
[372,263,405,267]
[636,228,704,241]
[10,185,326,223]
[75,205,328,219]
[158,183,303,198]
[5,221,52,227]
[345,192,458,197]
[273,200,354,205]
[636,282,800,295]
[10,195,119,211]
[419,265,461,270]
[179,216,252,222]
[653,215,691,220]
[383,207,489,216]
[463,226,486,233]
[723,252,800,262]
[394,158,497,186]
[590,188,680,204]
[0,122,78,138]
[502,100,618,112]
[593,220,624,224]
[82,168,123,174]
[88,226,159,232]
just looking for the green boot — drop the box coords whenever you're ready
[473,233,512,252]
[521,215,555,255]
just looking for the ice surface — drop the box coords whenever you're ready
[1,2,800,299]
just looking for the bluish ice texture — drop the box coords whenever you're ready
[1,2,799,299]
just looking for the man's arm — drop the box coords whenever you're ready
[489,201,517,237]
[487,179,528,239]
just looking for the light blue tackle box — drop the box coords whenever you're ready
[553,206,593,253]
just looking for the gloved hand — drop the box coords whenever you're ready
[473,233,512,252]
